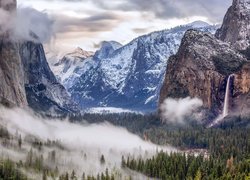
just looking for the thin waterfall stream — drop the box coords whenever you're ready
[208,74,233,127]
[222,74,233,118]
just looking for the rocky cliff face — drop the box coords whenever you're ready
[215,0,250,50]
[160,0,250,119]
[0,0,16,11]
[19,42,78,114]
[0,37,27,107]
[0,0,27,107]
[159,30,247,115]
[233,63,250,115]
[0,0,77,114]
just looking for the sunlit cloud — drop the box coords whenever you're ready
[18,0,231,51]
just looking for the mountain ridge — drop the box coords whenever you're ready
[49,21,218,112]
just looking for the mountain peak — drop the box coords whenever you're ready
[233,0,250,7]
[95,41,122,59]
[186,21,210,28]
[215,0,250,50]
[100,41,122,50]
[67,47,94,59]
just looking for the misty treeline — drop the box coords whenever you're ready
[0,126,118,180]
[71,113,249,160]
[0,156,116,180]
[59,168,115,180]
[71,113,250,179]
[92,113,249,179]
[0,159,27,180]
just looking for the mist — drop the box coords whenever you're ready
[160,97,203,124]
[0,5,54,43]
[0,106,175,178]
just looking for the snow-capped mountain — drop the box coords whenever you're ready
[48,47,94,84]
[50,21,219,112]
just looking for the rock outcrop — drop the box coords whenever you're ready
[233,63,250,115]
[0,0,16,11]
[215,0,250,51]
[19,42,78,114]
[0,0,78,114]
[0,0,27,107]
[160,0,250,119]
[159,30,247,115]
[0,38,27,107]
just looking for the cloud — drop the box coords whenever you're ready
[53,12,125,34]
[0,5,54,43]
[23,0,231,23]
[0,106,176,177]
[90,0,232,23]
[160,97,203,124]
[19,0,232,51]
[132,27,150,34]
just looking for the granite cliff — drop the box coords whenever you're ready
[0,0,77,114]
[160,0,250,119]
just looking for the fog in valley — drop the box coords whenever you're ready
[0,106,176,179]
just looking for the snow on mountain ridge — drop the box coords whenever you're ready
[48,48,94,84]
[50,21,218,111]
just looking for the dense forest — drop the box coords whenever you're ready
[124,152,250,179]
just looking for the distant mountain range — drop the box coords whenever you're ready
[48,21,218,112]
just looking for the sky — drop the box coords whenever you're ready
[17,0,232,52]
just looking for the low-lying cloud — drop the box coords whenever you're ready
[160,97,203,124]
[0,6,54,43]
[0,106,175,177]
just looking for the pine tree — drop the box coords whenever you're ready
[194,169,202,180]
[42,170,47,180]
[100,155,105,165]
[81,172,85,180]
[70,170,76,180]
[18,135,22,149]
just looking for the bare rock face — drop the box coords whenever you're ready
[19,42,78,114]
[0,0,27,106]
[0,0,78,114]
[215,0,250,50]
[159,30,247,116]
[0,0,16,11]
[233,63,250,115]
[0,38,27,107]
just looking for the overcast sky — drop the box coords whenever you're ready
[18,0,232,52]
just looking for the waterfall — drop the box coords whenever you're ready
[222,75,233,118]
[208,74,233,128]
